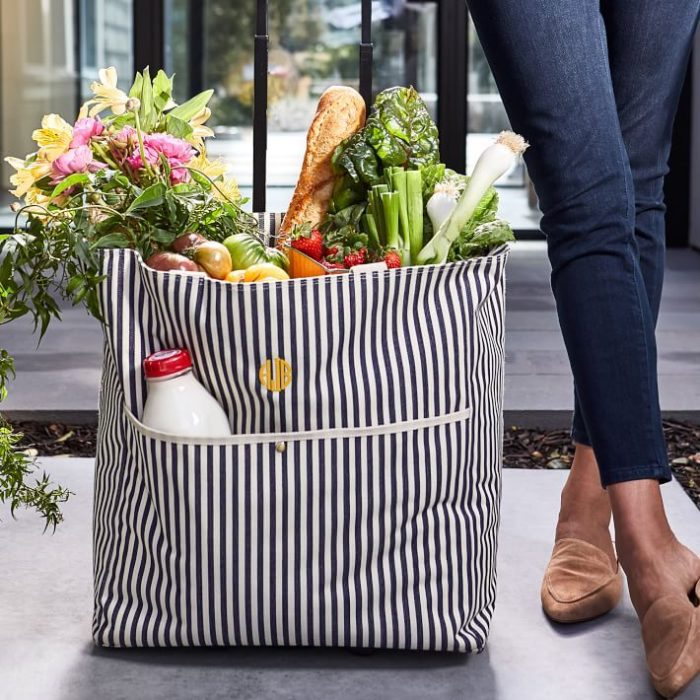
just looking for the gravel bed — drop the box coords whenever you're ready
[8,419,699,510]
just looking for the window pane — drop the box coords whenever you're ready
[1,0,133,224]
[181,0,438,212]
[80,0,133,99]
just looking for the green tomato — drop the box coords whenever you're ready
[223,233,289,272]
[265,246,289,272]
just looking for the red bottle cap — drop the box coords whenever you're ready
[144,348,192,379]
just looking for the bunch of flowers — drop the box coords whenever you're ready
[0,67,259,527]
[1,66,256,321]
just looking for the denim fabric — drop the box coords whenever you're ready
[467,0,700,486]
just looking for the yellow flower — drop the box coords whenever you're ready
[213,178,241,203]
[189,107,215,149]
[31,114,72,162]
[4,156,52,198]
[87,66,129,117]
[188,154,228,181]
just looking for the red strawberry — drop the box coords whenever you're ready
[343,248,368,268]
[323,261,347,271]
[384,251,402,269]
[324,245,339,258]
[291,227,324,261]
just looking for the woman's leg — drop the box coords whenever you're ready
[571,0,698,451]
[468,0,669,482]
[599,0,700,619]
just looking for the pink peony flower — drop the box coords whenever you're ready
[126,132,195,184]
[50,145,106,183]
[112,125,136,143]
[69,117,104,148]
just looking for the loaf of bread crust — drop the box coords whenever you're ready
[278,86,366,243]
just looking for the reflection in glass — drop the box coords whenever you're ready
[185,0,437,211]
[0,0,133,220]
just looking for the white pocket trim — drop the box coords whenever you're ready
[125,405,472,447]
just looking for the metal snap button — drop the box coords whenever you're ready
[275,441,286,453]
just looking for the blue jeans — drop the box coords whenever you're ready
[467,0,700,486]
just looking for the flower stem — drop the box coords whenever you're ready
[132,110,153,178]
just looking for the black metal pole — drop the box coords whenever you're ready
[359,0,373,109]
[253,0,269,212]
[133,0,165,73]
[188,0,205,97]
[437,1,467,173]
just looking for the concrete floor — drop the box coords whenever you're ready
[2,243,700,427]
[1,462,698,700]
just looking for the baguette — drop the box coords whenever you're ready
[278,86,366,245]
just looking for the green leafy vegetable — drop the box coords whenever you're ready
[365,87,440,169]
[330,86,440,213]
[448,219,515,261]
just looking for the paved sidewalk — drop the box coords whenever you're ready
[1,462,699,700]
[2,244,700,425]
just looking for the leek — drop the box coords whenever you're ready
[417,131,528,265]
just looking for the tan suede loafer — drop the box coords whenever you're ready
[641,578,700,699]
[541,537,623,624]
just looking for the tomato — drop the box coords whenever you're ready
[171,232,207,255]
[146,251,202,274]
[223,233,289,272]
[193,241,233,280]
[243,263,290,282]
[225,270,246,283]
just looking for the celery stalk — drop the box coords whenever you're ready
[381,192,400,250]
[392,169,410,250]
[363,213,380,250]
[406,169,423,262]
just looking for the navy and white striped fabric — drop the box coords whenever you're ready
[93,213,509,651]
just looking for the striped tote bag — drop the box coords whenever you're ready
[93,213,509,652]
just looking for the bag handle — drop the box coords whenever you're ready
[359,0,374,108]
[253,0,269,213]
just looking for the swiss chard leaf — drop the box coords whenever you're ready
[448,218,514,261]
[365,87,440,169]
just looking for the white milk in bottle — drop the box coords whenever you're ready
[141,348,231,437]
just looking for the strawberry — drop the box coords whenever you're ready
[343,248,368,268]
[323,245,339,258]
[323,261,347,271]
[290,226,324,261]
[384,251,402,269]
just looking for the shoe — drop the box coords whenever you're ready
[641,578,700,698]
[541,537,623,623]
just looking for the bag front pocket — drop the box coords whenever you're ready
[118,406,490,652]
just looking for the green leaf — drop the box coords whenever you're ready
[126,182,166,212]
[139,67,155,131]
[152,70,174,112]
[366,86,440,169]
[165,114,193,140]
[91,233,131,249]
[129,71,144,98]
[50,173,90,199]
[188,169,212,191]
[167,90,213,122]
[448,218,514,261]
[151,228,176,244]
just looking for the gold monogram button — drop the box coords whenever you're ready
[259,357,293,392]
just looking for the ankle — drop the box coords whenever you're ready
[558,480,611,528]
[616,530,678,572]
